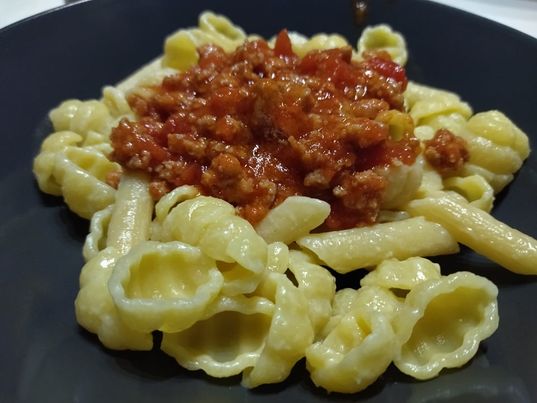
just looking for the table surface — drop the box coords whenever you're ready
[1,0,537,39]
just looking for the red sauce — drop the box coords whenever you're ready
[110,31,419,230]
[424,128,469,177]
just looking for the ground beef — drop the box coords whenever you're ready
[110,30,419,229]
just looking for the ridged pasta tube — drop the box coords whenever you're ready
[297,216,459,273]
[393,272,499,380]
[405,191,537,275]
[255,196,330,244]
[75,173,154,350]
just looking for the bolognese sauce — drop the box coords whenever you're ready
[110,30,420,230]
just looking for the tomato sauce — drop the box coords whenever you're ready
[110,31,419,230]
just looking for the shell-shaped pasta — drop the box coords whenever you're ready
[357,24,408,65]
[151,185,200,241]
[49,99,112,137]
[198,11,247,42]
[297,216,459,273]
[361,257,441,291]
[306,307,398,393]
[460,163,513,194]
[393,272,499,380]
[108,241,223,333]
[102,86,133,118]
[52,148,118,218]
[288,250,336,337]
[83,205,113,261]
[161,294,275,378]
[286,32,350,58]
[404,82,472,125]
[322,286,402,340]
[161,196,267,293]
[75,247,153,350]
[443,174,494,212]
[33,131,83,195]
[154,185,200,224]
[242,272,315,388]
[163,12,247,71]
[408,90,529,194]
[255,196,330,244]
[466,111,530,160]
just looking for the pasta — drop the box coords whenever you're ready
[32,11,535,395]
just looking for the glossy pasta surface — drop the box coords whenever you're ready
[32,11,535,395]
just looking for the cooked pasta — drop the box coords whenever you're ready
[32,10,535,395]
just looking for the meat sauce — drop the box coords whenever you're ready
[110,30,420,230]
[424,128,469,177]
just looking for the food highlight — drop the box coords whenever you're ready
[32,11,535,394]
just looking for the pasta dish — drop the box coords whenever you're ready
[32,12,536,394]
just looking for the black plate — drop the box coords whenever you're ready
[1,0,536,402]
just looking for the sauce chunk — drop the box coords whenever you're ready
[110,31,419,229]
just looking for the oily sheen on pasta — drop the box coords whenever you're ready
[32,11,536,395]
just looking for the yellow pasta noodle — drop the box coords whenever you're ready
[405,191,537,275]
[393,272,499,379]
[297,216,459,273]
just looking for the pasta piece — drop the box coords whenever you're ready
[161,294,275,378]
[380,159,423,209]
[288,250,336,337]
[393,272,499,379]
[162,12,247,70]
[255,196,330,244]
[360,257,441,291]
[75,173,154,350]
[285,32,350,58]
[297,217,459,273]
[405,191,537,275]
[357,24,408,65]
[75,247,153,350]
[102,86,133,118]
[161,196,267,294]
[266,242,289,274]
[52,148,118,218]
[83,205,113,261]
[242,272,314,388]
[49,99,112,138]
[106,172,154,254]
[411,99,529,194]
[443,174,494,212]
[33,131,83,195]
[466,111,530,160]
[404,82,472,125]
[306,304,397,393]
[150,185,200,241]
[108,241,223,333]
